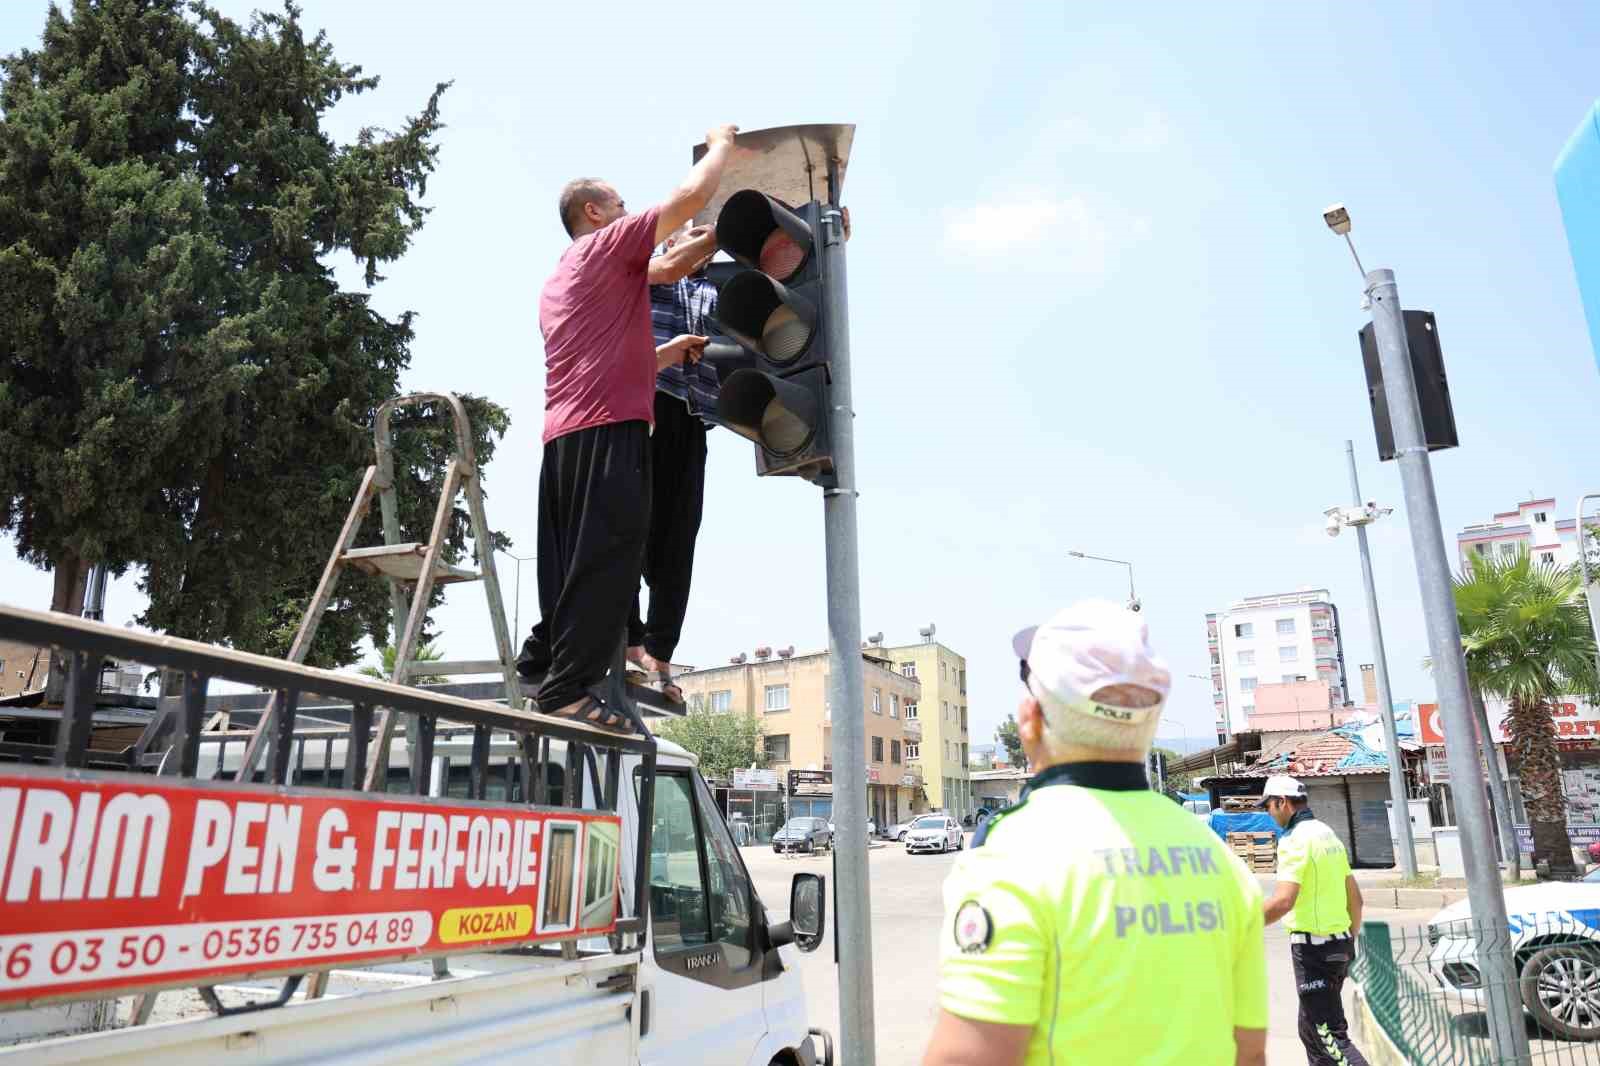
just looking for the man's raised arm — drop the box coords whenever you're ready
[654,124,738,245]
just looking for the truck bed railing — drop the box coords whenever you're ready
[0,603,658,1013]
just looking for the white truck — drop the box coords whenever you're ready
[0,605,833,1066]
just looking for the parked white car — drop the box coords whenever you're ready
[1428,869,1600,1040]
[905,814,964,854]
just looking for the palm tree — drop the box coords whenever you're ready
[1452,548,1599,877]
[361,641,447,686]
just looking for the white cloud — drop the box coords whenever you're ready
[941,192,1148,273]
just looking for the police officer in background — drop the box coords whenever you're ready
[921,601,1268,1066]
[1262,774,1370,1066]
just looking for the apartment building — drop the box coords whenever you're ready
[672,645,924,827]
[882,633,972,819]
[1456,496,1584,570]
[0,641,49,698]
[1206,589,1348,741]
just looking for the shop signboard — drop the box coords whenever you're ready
[731,768,780,791]
[1419,697,1600,747]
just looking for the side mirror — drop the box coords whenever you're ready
[787,872,825,953]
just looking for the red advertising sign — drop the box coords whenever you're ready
[0,768,621,1007]
[1420,698,1600,747]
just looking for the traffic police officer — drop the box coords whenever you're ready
[922,601,1269,1066]
[1262,774,1369,1066]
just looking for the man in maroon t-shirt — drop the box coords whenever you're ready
[518,124,737,724]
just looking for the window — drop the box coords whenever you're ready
[709,690,732,713]
[1210,652,1220,665]
[891,740,902,764]
[1276,618,1296,635]
[1236,650,1255,666]
[906,742,920,760]
[1542,551,1556,564]
[1242,704,1254,715]
[942,700,949,720]
[1240,677,1258,691]
[961,743,968,765]
[871,736,884,762]
[872,688,882,715]
[900,661,917,679]
[960,707,967,731]
[765,734,790,762]
[1234,622,1253,638]
[905,701,918,719]
[941,662,947,680]
[1279,645,1298,662]
[635,771,757,975]
[891,694,900,718]
[959,669,967,695]
[1282,674,1300,684]
[764,684,790,712]
[581,822,620,926]
[1536,512,1549,524]
[1499,542,1516,560]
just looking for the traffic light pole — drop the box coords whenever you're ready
[819,198,877,1064]
[1342,439,1418,879]
[1364,269,1529,1064]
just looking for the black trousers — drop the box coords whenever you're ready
[519,421,651,712]
[1291,937,1370,1066]
[626,393,707,664]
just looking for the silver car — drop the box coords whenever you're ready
[904,814,964,854]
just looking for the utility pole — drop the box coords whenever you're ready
[1341,440,1418,878]
[820,185,876,1063]
[1363,267,1529,1063]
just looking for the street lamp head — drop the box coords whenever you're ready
[1323,202,1352,235]
[1068,550,1085,558]
[1323,507,1344,537]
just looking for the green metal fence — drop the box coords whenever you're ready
[1357,916,1600,1064]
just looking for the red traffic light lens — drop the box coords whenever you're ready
[717,190,813,283]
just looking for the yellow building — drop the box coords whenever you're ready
[882,637,972,818]
[673,646,925,827]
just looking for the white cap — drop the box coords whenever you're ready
[1012,600,1171,747]
[1261,775,1307,799]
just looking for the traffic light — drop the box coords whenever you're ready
[712,190,836,486]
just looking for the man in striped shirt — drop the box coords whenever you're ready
[627,226,723,699]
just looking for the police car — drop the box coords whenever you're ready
[1428,869,1600,1040]
[904,814,964,854]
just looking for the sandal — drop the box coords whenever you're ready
[546,695,628,732]
[625,662,686,704]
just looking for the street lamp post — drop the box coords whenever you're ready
[1322,204,1529,1064]
[1323,446,1417,878]
[500,550,537,641]
[1067,551,1139,612]
[1578,493,1600,682]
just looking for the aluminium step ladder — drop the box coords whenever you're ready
[236,392,522,788]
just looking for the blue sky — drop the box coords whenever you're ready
[3,1,1599,752]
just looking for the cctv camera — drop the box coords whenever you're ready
[1323,202,1351,236]
[1127,598,1142,613]
[1325,514,1343,537]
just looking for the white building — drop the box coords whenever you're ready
[1456,496,1583,570]
[1206,589,1348,741]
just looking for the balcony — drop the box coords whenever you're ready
[903,717,922,739]
[898,764,924,788]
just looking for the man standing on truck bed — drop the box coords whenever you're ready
[518,124,738,726]
[922,601,1269,1066]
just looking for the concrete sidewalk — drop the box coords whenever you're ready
[1256,868,1468,911]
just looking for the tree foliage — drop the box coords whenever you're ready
[1453,549,1600,876]
[655,705,768,783]
[0,0,508,666]
[996,714,1027,770]
[360,640,445,686]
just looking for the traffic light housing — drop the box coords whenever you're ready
[712,190,836,486]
